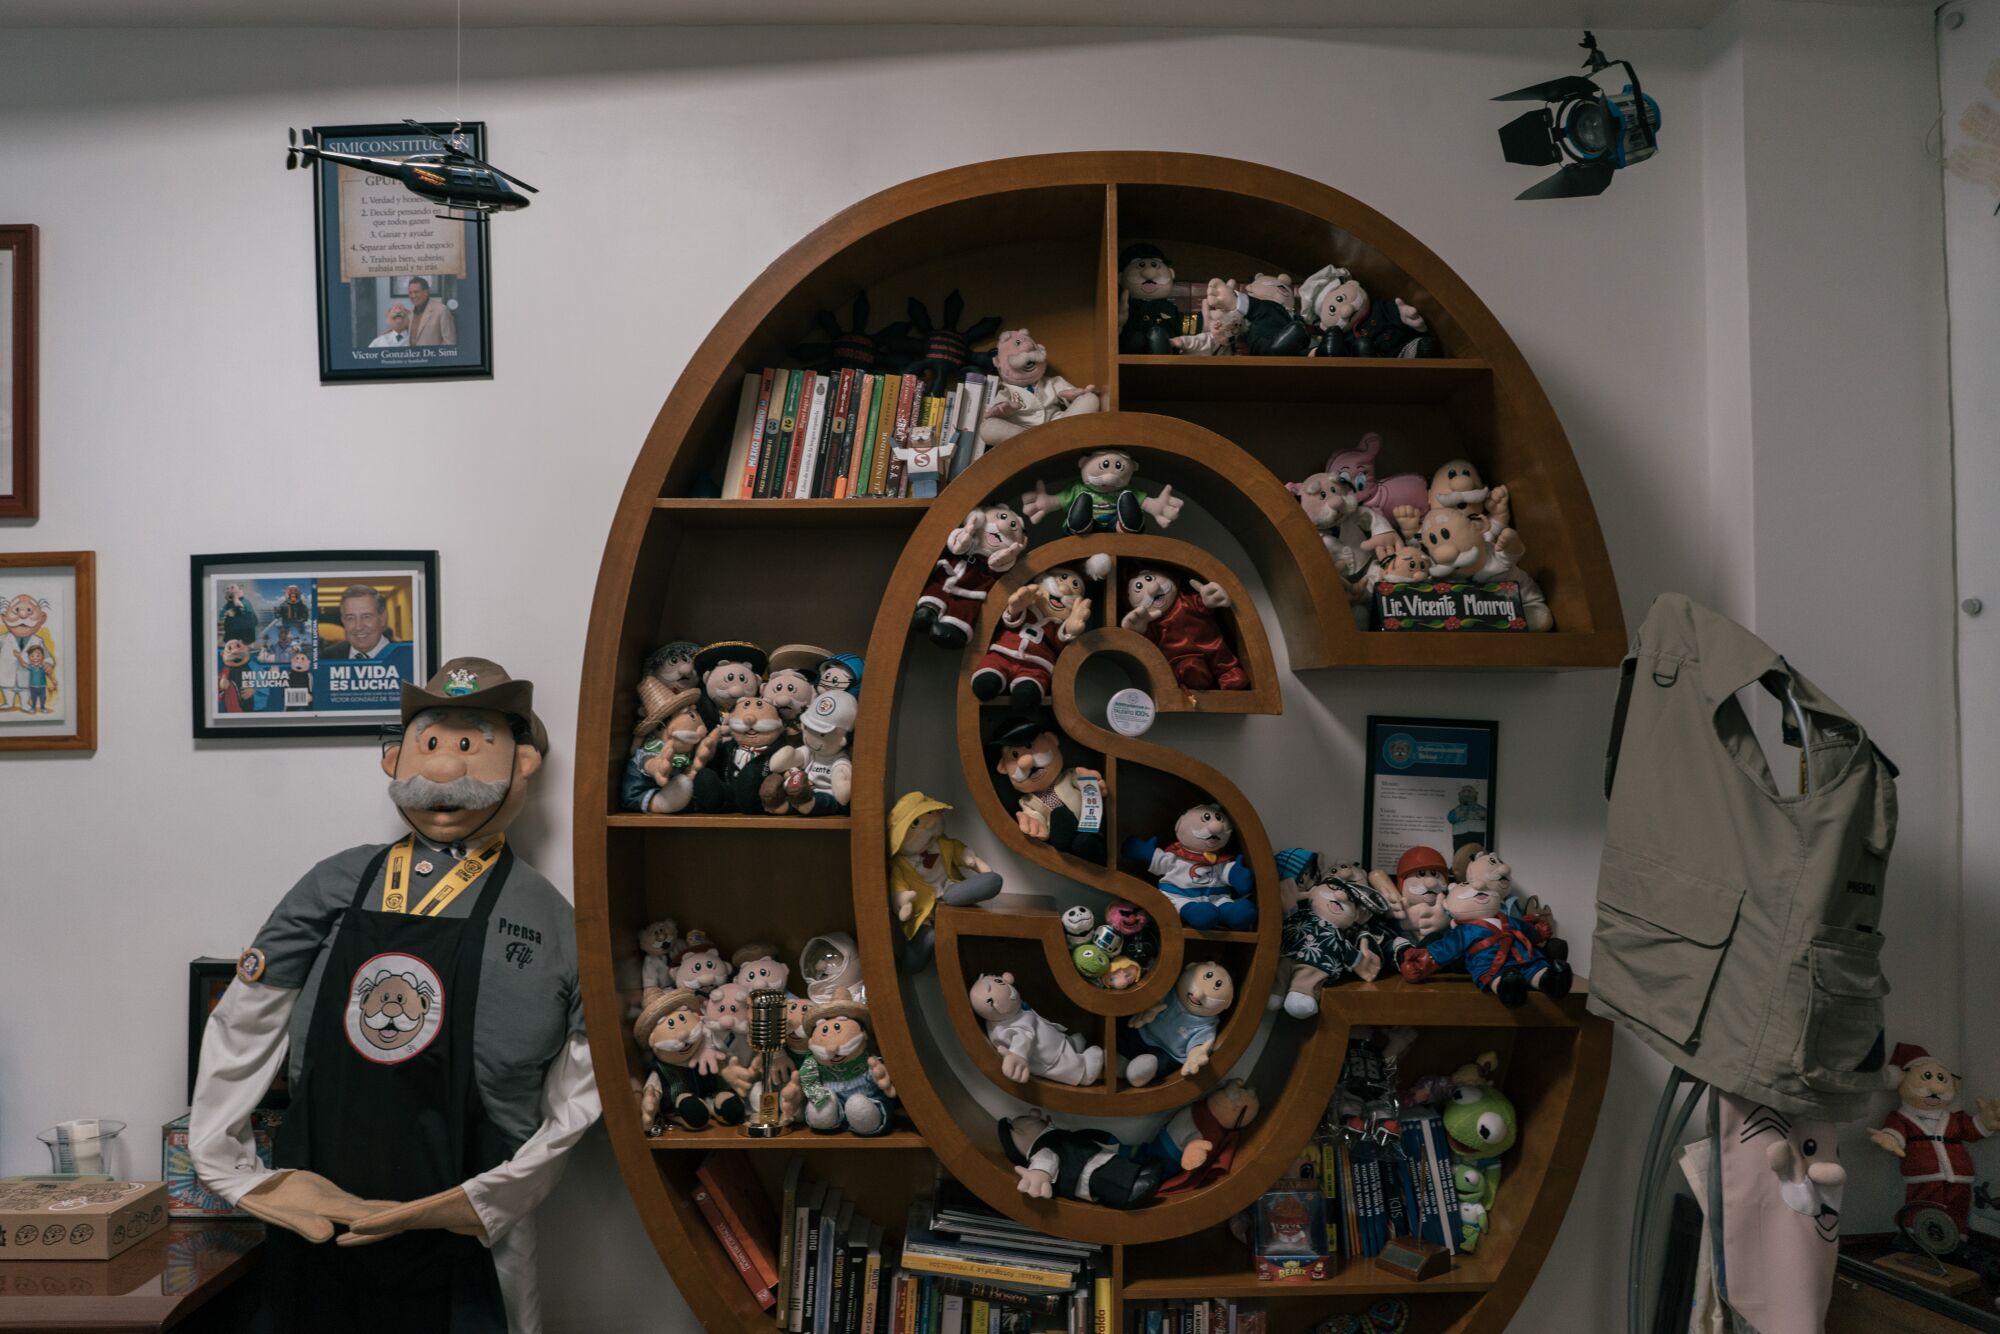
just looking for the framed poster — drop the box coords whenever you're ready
[187,958,287,1107]
[0,225,37,518]
[190,550,439,739]
[312,123,491,382]
[0,551,95,752]
[1361,715,1497,872]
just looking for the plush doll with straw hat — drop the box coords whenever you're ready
[1870,1042,2000,1235]
[622,680,708,814]
[785,988,898,1136]
[634,989,749,1135]
[888,791,1003,971]
[764,643,831,737]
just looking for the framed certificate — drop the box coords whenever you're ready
[1362,716,1497,872]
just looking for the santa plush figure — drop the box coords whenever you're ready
[968,557,1107,711]
[912,503,1027,650]
[1869,1042,2000,1234]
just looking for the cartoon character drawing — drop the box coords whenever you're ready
[1,593,55,713]
[354,969,437,1054]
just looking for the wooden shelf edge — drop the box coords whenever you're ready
[1318,976,1596,1029]
[653,496,932,528]
[607,813,855,830]
[1119,1255,1500,1299]
[644,1127,929,1150]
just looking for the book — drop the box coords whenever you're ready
[826,1205,852,1334]
[820,368,857,499]
[941,1291,964,1334]
[796,1182,827,1333]
[780,1158,805,1318]
[816,1191,848,1334]
[917,1276,936,1334]
[859,1224,885,1334]
[696,1153,780,1292]
[742,367,776,498]
[930,1277,1068,1315]
[1407,1114,1459,1253]
[791,371,829,500]
[1090,1263,1110,1334]
[846,374,878,499]
[839,1202,865,1334]
[759,368,800,499]
[691,1184,775,1309]
[721,372,763,500]
[877,375,918,497]
[955,372,987,463]
[865,374,899,497]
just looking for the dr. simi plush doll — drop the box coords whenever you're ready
[1870,1043,2000,1235]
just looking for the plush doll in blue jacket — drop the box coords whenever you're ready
[1122,804,1256,930]
[1398,859,1570,1008]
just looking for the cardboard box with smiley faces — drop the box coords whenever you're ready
[0,1178,169,1260]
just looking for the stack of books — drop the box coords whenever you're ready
[687,1158,1109,1334]
[718,367,997,500]
[1126,1302,1266,1334]
[1310,1112,1460,1263]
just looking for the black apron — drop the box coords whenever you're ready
[263,843,515,1333]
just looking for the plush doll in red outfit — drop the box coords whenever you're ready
[969,556,1109,711]
[913,504,1029,649]
[1869,1043,2000,1234]
[1119,568,1249,692]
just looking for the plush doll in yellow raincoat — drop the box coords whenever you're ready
[887,791,1003,971]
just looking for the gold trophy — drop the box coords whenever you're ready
[745,988,788,1138]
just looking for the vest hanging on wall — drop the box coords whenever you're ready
[1590,593,1898,1121]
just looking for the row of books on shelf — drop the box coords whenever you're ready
[1318,1112,1462,1263]
[1126,1302,1267,1334]
[719,366,994,500]
[690,1155,1108,1334]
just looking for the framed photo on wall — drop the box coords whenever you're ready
[1361,715,1497,872]
[0,552,96,753]
[190,550,439,739]
[0,225,37,518]
[311,123,492,383]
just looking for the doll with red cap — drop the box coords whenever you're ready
[1397,867,1572,1008]
[1368,845,1454,941]
[1869,1043,2000,1234]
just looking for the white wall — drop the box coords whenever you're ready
[0,11,1956,1330]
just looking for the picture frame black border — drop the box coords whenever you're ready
[1361,714,1499,871]
[188,548,441,740]
[311,122,494,384]
[187,958,288,1108]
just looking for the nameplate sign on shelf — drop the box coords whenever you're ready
[1374,581,1528,632]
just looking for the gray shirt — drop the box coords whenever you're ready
[252,839,582,1148]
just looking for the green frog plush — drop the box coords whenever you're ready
[1441,1080,1517,1252]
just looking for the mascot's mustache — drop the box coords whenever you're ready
[810,1033,868,1061]
[363,1010,422,1033]
[388,773,511,811]
[729,716,782,735]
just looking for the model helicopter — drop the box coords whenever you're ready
[285,120,536,221]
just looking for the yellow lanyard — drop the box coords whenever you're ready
[382,834,506,916]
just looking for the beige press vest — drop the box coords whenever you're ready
[1589,595,1897,1121]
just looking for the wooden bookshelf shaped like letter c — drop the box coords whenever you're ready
[578,153,1617,1334]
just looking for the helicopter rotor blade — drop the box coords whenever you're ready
[288,127,296,147]
[286,150,298,170]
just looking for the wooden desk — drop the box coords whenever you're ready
[0,1219,262,1332]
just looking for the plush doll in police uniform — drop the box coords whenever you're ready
[189,658,598,1334]
[1117,243,1181,355]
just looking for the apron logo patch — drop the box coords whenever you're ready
[344,951,445,1065]
[504,941,535,969]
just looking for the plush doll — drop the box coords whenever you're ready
[689,696,805,814]
[1001,1111,1161,1208]
[671,945,731,996]
[816,652,864,697]
[800,931,866,1006]
[762,644,829,734]
[969,559,1108,711]
[893,291,1001,395]
[638,919,680,1005]
[692,640,767,728]
[1869,1042,2000,1235]
[624,683,709,814]
[970,972,1107,1086]
[1140,1079,1261,1191]
[893,423,954,500]
[1414,507,1551,631]
[979,328,1102,447]
[1270,850,1402,1018]
[637,641,701,720]
[785,989,898,1136]
[1119,960,1236,1086]
[730,944,790,997]
[1297,265,1442,360]
[1107,901,1158,965]
[1122,804,1256,930]
[635,989,749,1135]
[1170,284,1246,356]
[1072,942,1112,979]
[1117,243,1181,355]
[1368,845,1454,941]
[1203,275,1311,357]
[763,687,855,816]
[1287,471,1398,585]
[914,503,1029,650]
[1023,451,1184,537]
[703,981,755,1069]
[1440,1079,1517,1251]
[1103,957,1145,990]
[990,716,1108,861]
[1120,568,1249,692]
[1377,545,1431,586]
[1061,905,1096,948]
[1398,875,1573,1007]
[1325,433,1430,533]
[1409,459,1510,539]
[887,792,1003,971]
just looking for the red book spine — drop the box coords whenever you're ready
[693,1185,776,1309]
[742,367,775,498]
[697,1157,781,1289]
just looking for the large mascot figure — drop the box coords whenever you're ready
[189,657,599,1333]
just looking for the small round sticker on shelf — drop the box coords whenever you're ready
[1106,688,1156,737]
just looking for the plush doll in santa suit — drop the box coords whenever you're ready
[912,503,1028,650]
[1869,1042,2000,1234]
[968,557,1108,712]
